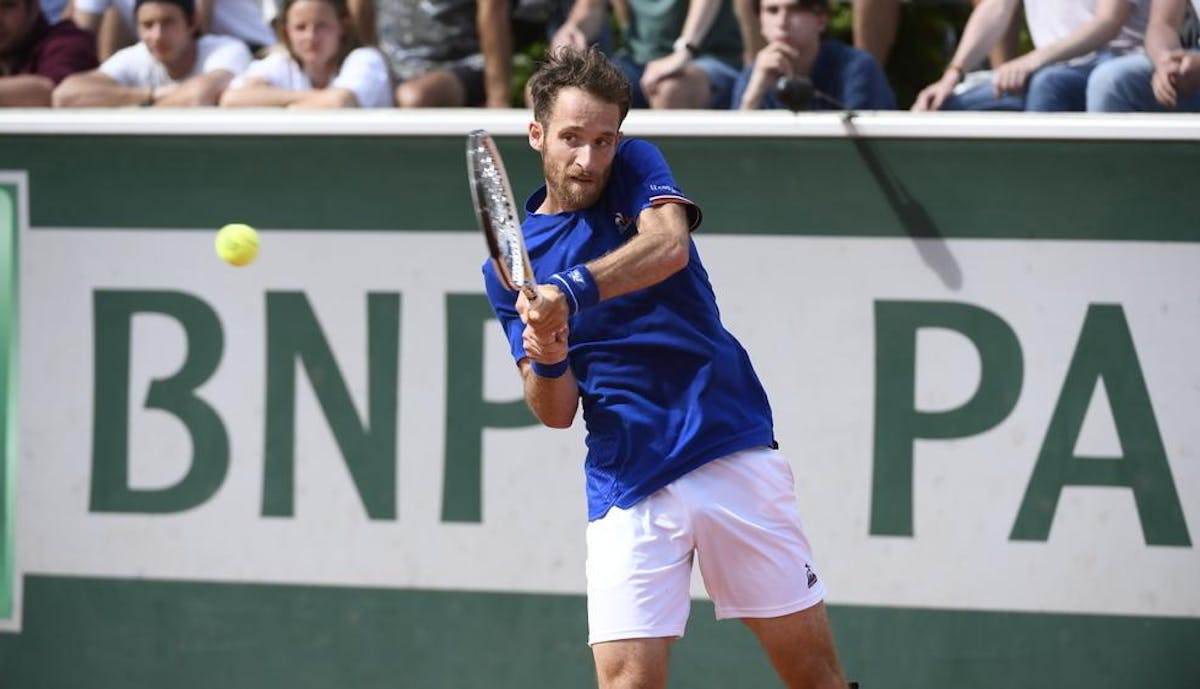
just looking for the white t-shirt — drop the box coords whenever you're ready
[76,0,276,48]
[100,34,253,87]
[1023,0,1151,61]
[229,47,394,107]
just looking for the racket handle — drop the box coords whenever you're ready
[522,285,540,305]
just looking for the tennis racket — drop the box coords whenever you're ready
[467,129,540,304]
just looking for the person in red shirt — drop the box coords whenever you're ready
[0,0,97,105]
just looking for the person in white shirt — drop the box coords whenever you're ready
[70,0,274,58]
[912,0,1151,111]
[53,0,252,106]
[221,0,392,107]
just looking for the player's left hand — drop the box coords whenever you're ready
[522,324,569,364]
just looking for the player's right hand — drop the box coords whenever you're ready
[518,283,571,338]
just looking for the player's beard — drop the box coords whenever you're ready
[543,157,610,212]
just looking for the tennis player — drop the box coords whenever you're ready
[482,45,848,689]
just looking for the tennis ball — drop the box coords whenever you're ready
[215,223,259,266]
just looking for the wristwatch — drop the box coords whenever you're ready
[672,37,699,56]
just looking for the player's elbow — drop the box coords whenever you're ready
[661,233,690,275]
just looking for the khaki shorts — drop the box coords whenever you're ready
[585,446,826,645]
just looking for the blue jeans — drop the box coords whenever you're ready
[1087,51,1200,112]
[943,52,1118,112]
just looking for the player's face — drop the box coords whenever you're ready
[0,0,35,55]
[136,2,195,68]
[285,0,343,71]
[759,0,826,49]
[529,86,622,213]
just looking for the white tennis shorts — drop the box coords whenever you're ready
[585,446,827,645]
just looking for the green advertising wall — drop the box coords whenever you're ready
[0,114,1197,689]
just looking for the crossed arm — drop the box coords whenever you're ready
[517,202,692,428]
[0,75,56,106]
[220,80,360,108]
[53,69,235,106]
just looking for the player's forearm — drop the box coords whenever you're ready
[1028,0,1129,67]
[1146,0,1185,62]
[521,361,579,428]
[0,75,55,107]
[478,0,513,107]
[587,202,690,302]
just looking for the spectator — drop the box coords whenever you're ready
[352,0,511,107]
[913,0,1150,111]
[850,0,1023,69]
[554,0,744,108]
[53,0,251,106]
[733,0,895,110]
[220,0,391,107]
[0,0,97,105]
[69,0,274,58]
[1088,0,1200,110]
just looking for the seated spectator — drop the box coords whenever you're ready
[1,0,97,105]
[849,0,1020,69]
[733,0,895,110]
[1088,0,1200,110]
[53,0,251,106]
[69,0,274,57]
[913,0,1150,112]
[354,0,510,107]
[220,0,391,107]
[555,0,743,108]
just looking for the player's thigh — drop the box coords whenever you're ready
[394,69,467,107]
[742,602,844,689]
[591,636,674,689]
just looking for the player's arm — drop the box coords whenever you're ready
[518,357,579,428]
[52,69,151,106]
[477,0,513,108]
[525,201,690,339]
[0,75,55,106]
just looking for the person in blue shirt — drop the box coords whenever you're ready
[733,0,895,110]
[482,46,848,689]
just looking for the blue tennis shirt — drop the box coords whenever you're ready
[483,138,775,521]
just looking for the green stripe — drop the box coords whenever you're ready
[3,135,1199,241]
[0,184,16,622]
[0,576,1195,689]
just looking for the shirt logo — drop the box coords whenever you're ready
[806,564,818,588]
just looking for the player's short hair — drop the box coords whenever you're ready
[752,0,829,17]
[528,46,631,127]
[134,0,196,19]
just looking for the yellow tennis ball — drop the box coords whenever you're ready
[215,223,259,266]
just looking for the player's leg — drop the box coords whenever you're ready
[742,603,845,689]
[592,637,675,689]
[586,494,695,689]
[687,446,848,688]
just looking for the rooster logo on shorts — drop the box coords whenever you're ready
[806,564,818,589]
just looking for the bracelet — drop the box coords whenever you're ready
[672,36,698,56]
[532,359,570,378]
[547,264,600,316]
[945,64,964,83]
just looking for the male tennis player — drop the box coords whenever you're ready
[482,46,847,689]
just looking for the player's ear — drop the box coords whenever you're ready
[528,121,543,152]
